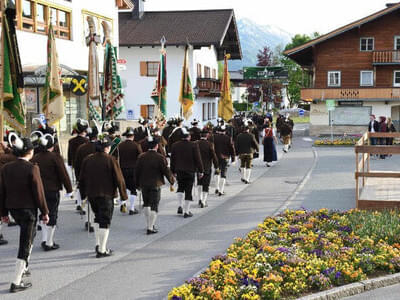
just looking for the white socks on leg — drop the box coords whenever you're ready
[216,175,221,190]
[177,192,184,208]
[197,186,202,202]
[94,223,100,248]
[98,228,110,254]
[76,189,82,206]
[246,169,252,182]
[46,226,55,247]
[220,178,226,194]
[41,222,48,243]
[241,168,245,180]
[184,200,191,214]
[202,192,208,206]
[13,259,26,285]
[149,211,157,230]
[129,195,136,211]
[143,207,151,229]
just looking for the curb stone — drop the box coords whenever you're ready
[297,272,400,299]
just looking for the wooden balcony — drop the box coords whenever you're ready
[301,88,400,100]
[373,50,400,65]
[197,78,221,97]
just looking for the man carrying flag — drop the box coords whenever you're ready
[218,54,233,122]
[151,37,167,118]
[178,45,194,120]
[42,22,64,125]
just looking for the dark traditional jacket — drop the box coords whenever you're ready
[213,133,236,161]
[196,139,218,173]
[236,132,259,155]
[74,142,97,180]
[79,152,128,200]
[134,126,149,143]
[118,139,142,169]
[170,140,204,174]
[168,127,184,148]
[0,152,16,169]
[189,126,201,142]
[68,135,88,166]
[31,151,73,193]
[135,150,174,188]
[0,159,48,217]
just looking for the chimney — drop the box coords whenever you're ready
[132,0,145,19]
[386,3,399,8]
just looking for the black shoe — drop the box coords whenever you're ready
[85,222,94,233]
[177,206,183,214]
[241,178,246,183]
[44,243,60,251]
[218,192,225,196]
[77,206,86,215]
[96,249,113,258]
[41,241,46,250]
[22,269,31,278]
[129,209,139,215]
[184,212,193,218]
[245,180,250,184]
[95,245,99,254]
[199,201,204,208]
[215,189,219,195]
[8,221,17,227]
[76,205,82,211]
[10,281,32,293]
[37,225,42,231]
[0,234,8,245]
[147,228,158,235]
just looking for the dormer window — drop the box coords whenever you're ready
[360,37,374,51]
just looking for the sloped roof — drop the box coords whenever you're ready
[284,2,400,57]
[119,9,242,60]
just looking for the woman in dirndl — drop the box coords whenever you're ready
[263,121,278,167]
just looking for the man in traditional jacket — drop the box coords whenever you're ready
[170,128,204,218]
[236,126,259,184]
[280,114,294,153]
[68,119,89,213]
[195,129,219,208]
[31,134,73,251]
[134,117,150,143]
[135,136,175,234]
[189,119,201,142]
[213,126,236,196]
[0,138,49,293]
[79,136,128,258]
[118,127,142,215]
[162,118,176,156]
[168,117,185,150]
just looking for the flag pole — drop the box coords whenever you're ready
[0,0,5,142]
[158,36,166,121]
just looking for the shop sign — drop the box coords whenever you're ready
[70,76,87,96]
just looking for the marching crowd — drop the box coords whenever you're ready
[0,112,294,293]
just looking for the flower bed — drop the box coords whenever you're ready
[168,209,400,300]
[313,137,358,146]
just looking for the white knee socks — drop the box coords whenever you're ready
[94,223,100,248]
[46,226,56,247]
[129,195,136,211]
[184,200,191,214]
[216,175,221,190]
[220,178,226,193]
[241,168,245,180]
[76,189,82,206]
[149,211,157,230]
[202,192,208,205]
[13,259,26,285]
[41,222,48,242]
[197,186,202,201]
[98,228,110,254]
[143,207,151,229]
[245,169,252,182]
[177,192,184,208]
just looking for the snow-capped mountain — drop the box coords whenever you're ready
[230,18,293,70]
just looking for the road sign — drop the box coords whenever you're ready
[70,76,87,96]
[326,100,336,111]
[243,66,288,80]
[127,109,134,120]
[299,109,305,117]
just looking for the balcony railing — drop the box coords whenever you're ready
[197,78,221,97]
[373,50,400,65]
[301,88,400,100]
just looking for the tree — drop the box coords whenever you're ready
[281,33,320,107]
[256,46,273,67]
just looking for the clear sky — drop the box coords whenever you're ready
[144,0,396,35]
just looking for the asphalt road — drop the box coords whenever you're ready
[1,131,400,299]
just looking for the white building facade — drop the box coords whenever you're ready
[10,0,120,134]
[118,0,242,126]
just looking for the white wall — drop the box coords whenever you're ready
[232,86,247,103]
[17,0,119,72]
[120,45,220,125]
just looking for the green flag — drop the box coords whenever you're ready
[178,46,194,120]
[151,47,167,117]
[2,6,25,132]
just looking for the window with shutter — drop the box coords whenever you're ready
[140,62,147,76]
[140,105,148,118]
